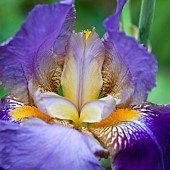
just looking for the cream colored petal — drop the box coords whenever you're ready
[79,95,116,123]
[34,89,79,123]
[61,30,105,109]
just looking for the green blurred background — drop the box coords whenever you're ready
[0,0,170,104]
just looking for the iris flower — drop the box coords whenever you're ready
[0,0,170,169]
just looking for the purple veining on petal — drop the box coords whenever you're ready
[135,102,170,170]
[110,102,170,170]
[0,120,107,170]
[0,95,23,121]
[0,102,11,121]
[111,122,164,170]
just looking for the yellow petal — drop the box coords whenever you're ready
[61,30,105,109]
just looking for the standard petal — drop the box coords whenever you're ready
[90,102,170,170]
[103,0,157,104]
[0,120,106,170]
[61,30,105,109]
[101,37,134,106]
[0,0,75,104]
[107,33,157,104]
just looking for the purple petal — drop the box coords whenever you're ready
[0,98,11,121]
[111,121,164,170]
[135,102,170,170]
[90,102,170,169]
[101,36,134,106]
[0,106,10,121]
[0,0,75,104]
[0,120,107,170]
[103,0,157,104]
[111,103,170,170]
[108,33,157,104]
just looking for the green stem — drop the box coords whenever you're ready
[121,0,132,36]
[138,0,156,45]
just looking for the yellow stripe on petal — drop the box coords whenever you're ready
[89,108,141,127]
[10,106,51,122]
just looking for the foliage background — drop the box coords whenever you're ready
[0,0,170,104]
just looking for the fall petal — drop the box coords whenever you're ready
[90,103,170,170]
[112,103,170,170]
[0,120,106,170]
[135,103,170,170]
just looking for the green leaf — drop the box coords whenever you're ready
[138,0,156,45]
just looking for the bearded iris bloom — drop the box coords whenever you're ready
[0,0,170,169]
